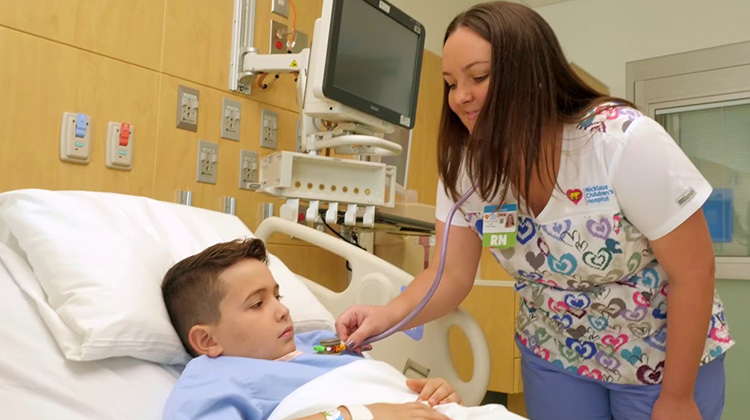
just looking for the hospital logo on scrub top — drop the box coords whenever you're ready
[567,189,583,205]
[584,184,614,205]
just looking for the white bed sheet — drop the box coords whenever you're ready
[0,244,180,420]
[269,359,526,420]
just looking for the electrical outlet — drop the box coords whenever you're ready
[260,109,278,149]
[196,140,218,184]
[270,20,288,54]
[271,0,289,18]
[221,98,241,141]
[239,150,260,190]
[177,85,199,131]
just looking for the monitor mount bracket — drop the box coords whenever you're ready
[230,0,401,157]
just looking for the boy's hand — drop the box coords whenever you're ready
[406,377,461,406]
[365,402,451,419]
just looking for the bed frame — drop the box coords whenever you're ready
[256,217,491,406]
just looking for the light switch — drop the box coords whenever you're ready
[60,112,91,164]
[106,122,133,170]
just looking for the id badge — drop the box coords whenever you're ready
[482,204,517,248]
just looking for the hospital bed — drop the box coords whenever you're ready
[0,189,491,419]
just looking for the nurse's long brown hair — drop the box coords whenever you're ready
[438,1,632,207]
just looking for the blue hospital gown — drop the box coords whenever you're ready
[163,330,362,420]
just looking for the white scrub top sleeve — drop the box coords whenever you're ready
[610,116,712,241]
[435,179,470,227]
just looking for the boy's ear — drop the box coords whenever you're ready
[188,325,224,358]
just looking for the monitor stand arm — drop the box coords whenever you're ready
[242,49,310,110]
[241,49,400,159]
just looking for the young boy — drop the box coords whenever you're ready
[161,238,461,420]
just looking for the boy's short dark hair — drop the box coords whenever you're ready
[161,238,268,356]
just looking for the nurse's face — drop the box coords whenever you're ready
[442,27,491,134]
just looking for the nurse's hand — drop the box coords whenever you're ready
[335,304,397,351]
[652,394,702,420]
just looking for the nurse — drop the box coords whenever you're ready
[335,2,733,419]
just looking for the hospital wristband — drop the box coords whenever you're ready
[321,408,344,420]
[342,405,374,420]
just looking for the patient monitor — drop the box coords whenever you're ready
[230,0,425,228]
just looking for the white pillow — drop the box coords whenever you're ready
[0,189,335,365]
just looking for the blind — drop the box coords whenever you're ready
[656,100,750,257]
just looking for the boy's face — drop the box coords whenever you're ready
[209,258,295,359]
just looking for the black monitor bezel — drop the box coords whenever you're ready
[322,0,425,129]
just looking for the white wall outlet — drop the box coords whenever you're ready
[221,98,241,141]
[271,0,289,18]
[196,140,218,184]
[239,149,260,190]
[106,122,134,170]
[60,112,91,164]
[176,85,199,132]
[260,109,278,149]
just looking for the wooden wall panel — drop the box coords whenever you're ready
[0,0,164,70]
[0,26,159,196]
[266,241,351,293]
[449,285,518,393]
[480,248,514,280]
[162,0,235,92]
[407,51,443,205]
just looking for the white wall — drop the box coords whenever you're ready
[389,0,477,54]
[535,0,750,97]
[393,0,750,97]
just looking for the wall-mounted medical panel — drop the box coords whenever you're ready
[0,0,165,71]
[259,151,395,207]
[161,0,321,113]
[0,26,159,195]
[152,74,299,229]
[60,113,92,164]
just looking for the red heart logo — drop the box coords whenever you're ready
[567,189,583,205]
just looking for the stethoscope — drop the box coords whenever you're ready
[355,185,478,348]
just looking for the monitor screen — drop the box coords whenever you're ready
[323,0,425,129]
